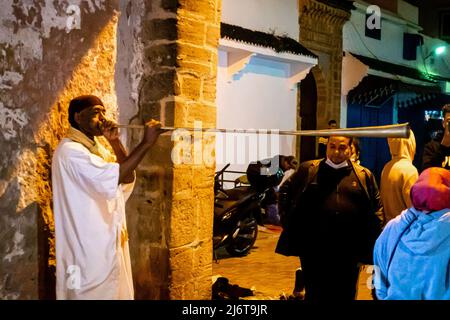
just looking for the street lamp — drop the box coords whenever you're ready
[424,45,447,60]
[420,45,447,80]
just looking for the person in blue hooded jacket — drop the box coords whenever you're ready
[373,167,450,300]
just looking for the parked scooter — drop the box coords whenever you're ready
[213,161,284,257]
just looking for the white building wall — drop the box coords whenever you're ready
[217,0,300,184]
[221,0,299,40]
[342,0,450,124]
[216,54,297,169]
[343,2,420,69]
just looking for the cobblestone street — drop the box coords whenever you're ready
[212,225,374,300]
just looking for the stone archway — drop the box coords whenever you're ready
[311,66,329,129]
[299,0,352,129]
[299,71,318,162]
[297,65,327,162]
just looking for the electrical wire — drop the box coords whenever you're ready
[420,44,450,83]
[348,20,405,83]
[419,42,434,80]
[440,54,450,73]
[348,19,450,84]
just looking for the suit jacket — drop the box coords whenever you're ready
[422,139,450,171]
[275,159,385,264]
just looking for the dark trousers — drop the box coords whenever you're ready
[300,254,361,302]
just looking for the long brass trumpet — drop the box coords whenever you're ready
[116,123,410,138]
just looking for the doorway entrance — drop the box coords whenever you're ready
[299,71,317,163]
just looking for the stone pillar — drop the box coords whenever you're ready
[126,0,221,299]
[299,0,352,129]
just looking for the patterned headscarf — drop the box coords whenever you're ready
[410,168,450,212]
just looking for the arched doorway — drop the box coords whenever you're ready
[299,71,317,162]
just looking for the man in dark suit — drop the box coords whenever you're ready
[276,135,385,301]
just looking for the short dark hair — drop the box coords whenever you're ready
[283,155,298,169]
[328,135,353,146]
[351,137,360,152]
[328,119,337,126]
[442,104,450,118]
[346,136,354,146]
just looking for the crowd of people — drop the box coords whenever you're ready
[275,104,450,301]
[51,94,449,300]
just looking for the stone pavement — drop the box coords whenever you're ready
[212,225,374,300]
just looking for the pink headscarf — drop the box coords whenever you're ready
[410,167,450,212]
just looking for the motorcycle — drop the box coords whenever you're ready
[213,161,284,257]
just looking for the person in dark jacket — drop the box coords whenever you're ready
[275,135,385,301]
[422,104,450,171]
[246,155,298,225]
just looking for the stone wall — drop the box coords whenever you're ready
[1,0,220,300]
[125,0,221,300]
[0,0,119,299]
[299,0,351,129]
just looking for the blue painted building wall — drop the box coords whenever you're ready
[347,99,393,183]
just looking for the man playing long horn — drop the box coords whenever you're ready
[52,95,163,299]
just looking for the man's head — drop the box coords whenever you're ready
[328,120,337,129]
[68,95,106,137]
[350,137,360,162]
[442,104,450,132]
[326,135,353,164]
[280,155,298,171]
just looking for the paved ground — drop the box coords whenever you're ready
[212,225,374,300]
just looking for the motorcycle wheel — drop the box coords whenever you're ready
[225,217,258,257]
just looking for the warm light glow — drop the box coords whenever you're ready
[33,16,119,268]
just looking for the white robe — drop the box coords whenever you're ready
[52,138,135,300]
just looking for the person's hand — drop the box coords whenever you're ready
[102,120,119,142]
[142,119,163,147]
[442,121,450,147]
